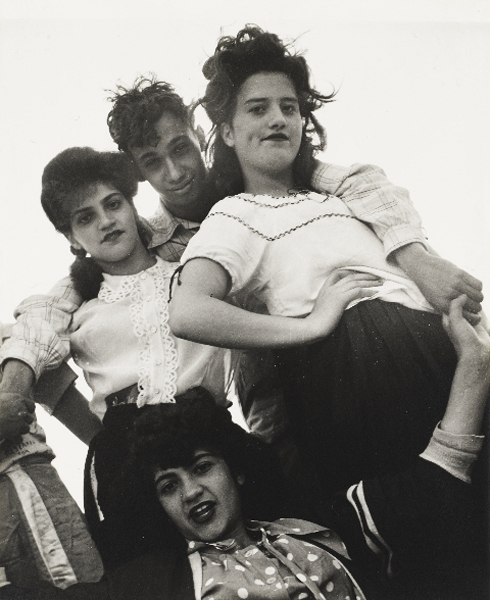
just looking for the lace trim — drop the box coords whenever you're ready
[99,261,179,404]
[205,210,356,242]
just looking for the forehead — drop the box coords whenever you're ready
[237,71,298,103]
[68,182,121,212]
[130,113,199,157]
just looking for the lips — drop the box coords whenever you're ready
[168,179,193,194]
[188,501,216,524]
[262,133,289,141]
[102,230,123,243]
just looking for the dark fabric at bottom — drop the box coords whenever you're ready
[277,300,457,503]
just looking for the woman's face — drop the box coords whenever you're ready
[154,449,244,544]
[67,182,143,272]
[221,71,303,190]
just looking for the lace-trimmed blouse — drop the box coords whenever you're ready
[181,192,433,318]
[70,257,230,418]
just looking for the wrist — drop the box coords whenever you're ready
[392,242,427,271]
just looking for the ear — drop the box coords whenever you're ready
[220,122,235,148]
[65,233,83,251]
[194,125,207,152]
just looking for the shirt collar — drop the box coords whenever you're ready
[147,198,200,249]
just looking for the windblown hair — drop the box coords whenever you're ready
[131,387,287,523]
[107,76,195,158]
[199,25,335,196]
[41,146,151,301]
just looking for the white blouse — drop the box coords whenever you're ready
[182,192,434,317]
[70,257,231,418]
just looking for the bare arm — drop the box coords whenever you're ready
[169,258,381,349]
[439,295,490,435]
[0,359,35,442]
[393,243,484,319]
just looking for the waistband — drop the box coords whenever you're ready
[105,383,139,409]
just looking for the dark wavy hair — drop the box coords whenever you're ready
[41,146,152,300]
[199,25,335,196]
[130,387,287,527]
[107,76,195,158]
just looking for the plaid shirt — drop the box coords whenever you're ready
[1,161,427,378]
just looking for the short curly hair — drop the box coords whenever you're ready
[199,25,335,196]
[41,146,139,235]
[130,387,287,523]
[107,76,195,154]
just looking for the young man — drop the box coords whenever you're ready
[0,75,484,443]
[0,77,484,592]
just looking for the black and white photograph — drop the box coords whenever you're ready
[1,1,489,598]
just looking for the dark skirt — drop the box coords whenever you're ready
[277,299,458,503]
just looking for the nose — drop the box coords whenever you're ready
[98,209,116,230]
[163,157,186,184]
[181,474,203,502]
[269,104,286,129]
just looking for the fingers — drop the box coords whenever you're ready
[24,398,36,413]
[463,310,481,326]
[460,273,484,306]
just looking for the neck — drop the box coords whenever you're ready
[243,169,295,198]
[97,243,156,276]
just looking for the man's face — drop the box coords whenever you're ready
[130,113,207,219]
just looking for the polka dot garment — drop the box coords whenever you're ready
[188,519,366,600]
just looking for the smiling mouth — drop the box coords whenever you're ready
[189,501,216,524]
[168,179,193,194]
[102,230,123,243]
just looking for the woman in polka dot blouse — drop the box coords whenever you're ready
[112,308,489,600]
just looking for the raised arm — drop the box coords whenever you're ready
[328,296,489,582]
[169,258,381,349]
[311,160,484,316]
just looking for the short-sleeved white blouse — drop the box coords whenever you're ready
[69,257,231,418]
[181,192,433,318]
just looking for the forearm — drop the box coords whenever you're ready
[170,294,319,349]
[0,359,35,395]
[439,355,490,435]
[51,384,102,445]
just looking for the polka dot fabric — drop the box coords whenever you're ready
[190,519,366,600]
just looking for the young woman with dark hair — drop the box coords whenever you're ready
[112,303,489,600]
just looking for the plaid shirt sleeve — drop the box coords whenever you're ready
[0,276,82,380]
[311,160,428,258]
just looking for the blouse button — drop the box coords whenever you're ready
[140,273,147,280]
[156,359,162,366]
[147,296,152,302]
[150,326,158,334]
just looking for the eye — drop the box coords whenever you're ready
[282,103,298,115]
[107,198,123,210]
[144,157,161,170]
[158,479,178,496]
[194,461,213,476]
[75,213,92,226]
[174,142,190,156]
[249,105,265,115]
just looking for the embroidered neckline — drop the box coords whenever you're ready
[236,191,330,208]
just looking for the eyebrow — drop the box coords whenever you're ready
[70,192,121,217]
[153,451,215,485]
[244,96,299,105]
[137,135,191,161]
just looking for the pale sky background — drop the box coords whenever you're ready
[1,0,489,506]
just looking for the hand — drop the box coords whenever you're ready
[308,270,382,338]
[443,295,490,370]
[0,392,35,443]
[394,244,483,321]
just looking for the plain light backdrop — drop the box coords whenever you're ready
[1,0,489,506]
